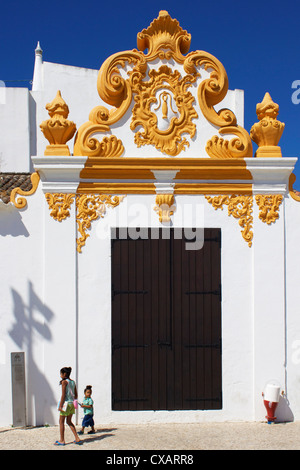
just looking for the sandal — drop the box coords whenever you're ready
[54,441,65,446]
[73,440,83,445]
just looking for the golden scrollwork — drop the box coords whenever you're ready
[45,193,75,221]
[183,50,253,159]
[40,91,76,156]
[74,128,124,158]
[131,65,198,155]
[184,51,235,128]
[289,173,300,202]
[206,126,253,159]
[255,194,283,224]
[250,93,285,157]
[73,49,146,156]
[205,194,253,246]
[73,11,253,160]
[76,194,125,252]
[10,172,40,209]
[137,10,191,62]
[154,194,175,223]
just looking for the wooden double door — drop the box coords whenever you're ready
[111,228,222,411]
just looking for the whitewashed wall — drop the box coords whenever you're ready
[0,187,45,425]
[284,195,300,422]
[1,58,243,173]
[0,88,31,172]
[0,62,99,173]
[2,187,300,426]
[32,61,99,158]
[1,56,300,427]
[77,194,253,424]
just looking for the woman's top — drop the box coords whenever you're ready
[65,379,76,403]
[82,397,94,415]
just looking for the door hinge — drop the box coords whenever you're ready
[112,285,148,301]
[185,284,221,300]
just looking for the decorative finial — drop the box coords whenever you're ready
[35,41,43,56]
[40,90,76,156]
[256,92,278,120]
[250,92,285,158]
[137,11,191,57]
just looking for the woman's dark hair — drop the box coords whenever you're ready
[59,367,72,384]
[84,385,92,393]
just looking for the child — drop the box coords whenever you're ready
[78,385,95,434]
[54,367,82,446]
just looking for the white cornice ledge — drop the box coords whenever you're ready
[245,157,298,194]
[32,156,87,193]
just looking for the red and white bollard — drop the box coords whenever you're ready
[262,383,281,424]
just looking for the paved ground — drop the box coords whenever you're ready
[0,421,299,450]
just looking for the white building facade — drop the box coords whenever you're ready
[1,11,300,427]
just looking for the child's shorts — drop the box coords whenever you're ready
[82,413,94,427]
[60,403,75,417]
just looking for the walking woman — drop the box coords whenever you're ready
[54,367,82,446]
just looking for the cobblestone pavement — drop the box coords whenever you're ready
[0,421,299,450]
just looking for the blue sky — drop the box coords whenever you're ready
[1,0,300,188]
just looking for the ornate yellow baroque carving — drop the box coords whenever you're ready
[10,172,40,209]
[289,173,300,202]
[154,194,175,223]
[183,49,252,159]
[73,117,125,157]
[250,93,285,157]
[73,48,146,156]
[205,194,253,247]
[45,193,75,221]
[76,194,125,252]
[131,65,198,155]
[137,10,191,62]
[74,11,253,160]
[205,126,253,159]
[40,91,76,156]
[255,194,283,224]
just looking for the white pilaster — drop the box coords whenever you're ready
[252,197,286,420]
[42,190,79,421]
[31,154,87,421]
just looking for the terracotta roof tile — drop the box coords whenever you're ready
[0,173,33,204]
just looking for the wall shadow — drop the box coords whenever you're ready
[0,203,29,237]
[276,393,294,423]
[9,281,56,425]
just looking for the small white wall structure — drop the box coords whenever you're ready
[1,11,300,427]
